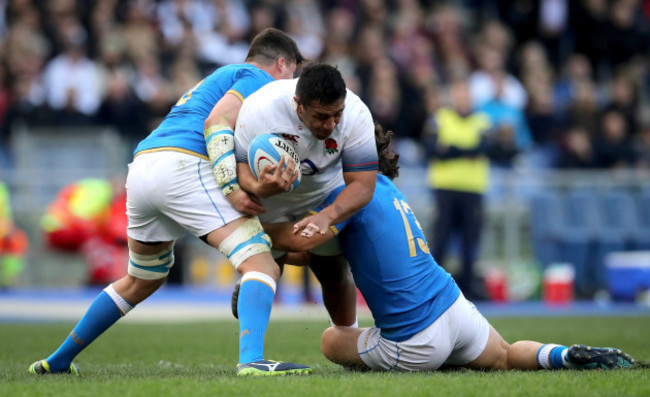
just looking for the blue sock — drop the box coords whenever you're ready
[237,273,276,364]
[549,346,568,369]
[537,344,569,369]
[46,290,132,372]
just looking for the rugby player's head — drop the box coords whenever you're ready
[375,123,399,180]
[294,64,347,140]
[295,63,346,108]
[246,28,305,79]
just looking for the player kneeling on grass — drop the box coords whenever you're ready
[264,124,636,372]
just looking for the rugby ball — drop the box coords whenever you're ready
[248,133,301,191]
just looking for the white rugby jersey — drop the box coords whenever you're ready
[234,78,378,222]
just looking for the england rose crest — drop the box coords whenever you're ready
[324,138,338,154]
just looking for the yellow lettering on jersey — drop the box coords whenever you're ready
[393,198,416,257]
[175,79,205,106]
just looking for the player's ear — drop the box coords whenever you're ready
[276,57,286,73]
[294,95,303,112]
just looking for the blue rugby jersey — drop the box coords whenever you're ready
[134,64,274,159]
[322,174,460,342]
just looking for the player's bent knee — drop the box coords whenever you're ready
[320,327,338,361]
[321,326,366,369]
[128,244,175,280]
[218,218,271,269]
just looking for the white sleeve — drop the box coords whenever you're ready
[341,98,378,172]
[234,99,265,163]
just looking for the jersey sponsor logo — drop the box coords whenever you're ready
[324,138,338,154]
[279,133,299,143]
[273,138,300,164]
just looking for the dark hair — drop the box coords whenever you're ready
[375,123,399,180]
[246,28,305,66]
[295,63,346,107]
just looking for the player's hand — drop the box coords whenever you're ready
[293,213,331,238]
[225,189,266,215]
[256,156,298,197]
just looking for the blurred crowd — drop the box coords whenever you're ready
[0,0,649,170]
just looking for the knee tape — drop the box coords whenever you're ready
[128,244,175,280]
[218,218,271,269]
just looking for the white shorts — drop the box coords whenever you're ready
[357,294,490,371]
[126,151,243,242]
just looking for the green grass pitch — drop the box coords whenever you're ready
[2,316,649,397]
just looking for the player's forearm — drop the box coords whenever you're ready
[236,162,262,196]
[321,175,375,225]
[204,123,240,196]
[263,222,330,252]
[203,93,244,196]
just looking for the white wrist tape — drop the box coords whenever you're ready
[205,124,239,195]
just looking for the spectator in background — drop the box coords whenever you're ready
[524,81,565,168]
[388,0,428,72]
[565,79,599,136]
[366,56,402,136]
[422,79,492,300]
[426,4,472,84]
[603,0,649,73]
[122,1,159,65]
[537,0,570,69]
[479,74,533,155]
[469,43,528,111]
[364,55,426,141]
[191,0,252,68]
[553,53,593,114]
[42,17,101,124]
[570,0,609,78]
[2,9,48,133]
[556,125,596,169]
[320,7,360,93]
[132,54,171,130]
[95,32,147,149]
[485,122,519,169]
[592,109,637,169]
[602,72,640,135]
[285,0,325,61]
[634,124,650,169]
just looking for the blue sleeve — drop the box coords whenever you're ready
[227,70,273,102]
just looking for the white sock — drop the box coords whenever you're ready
[536,344,559,369]
[330,317,358,328]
